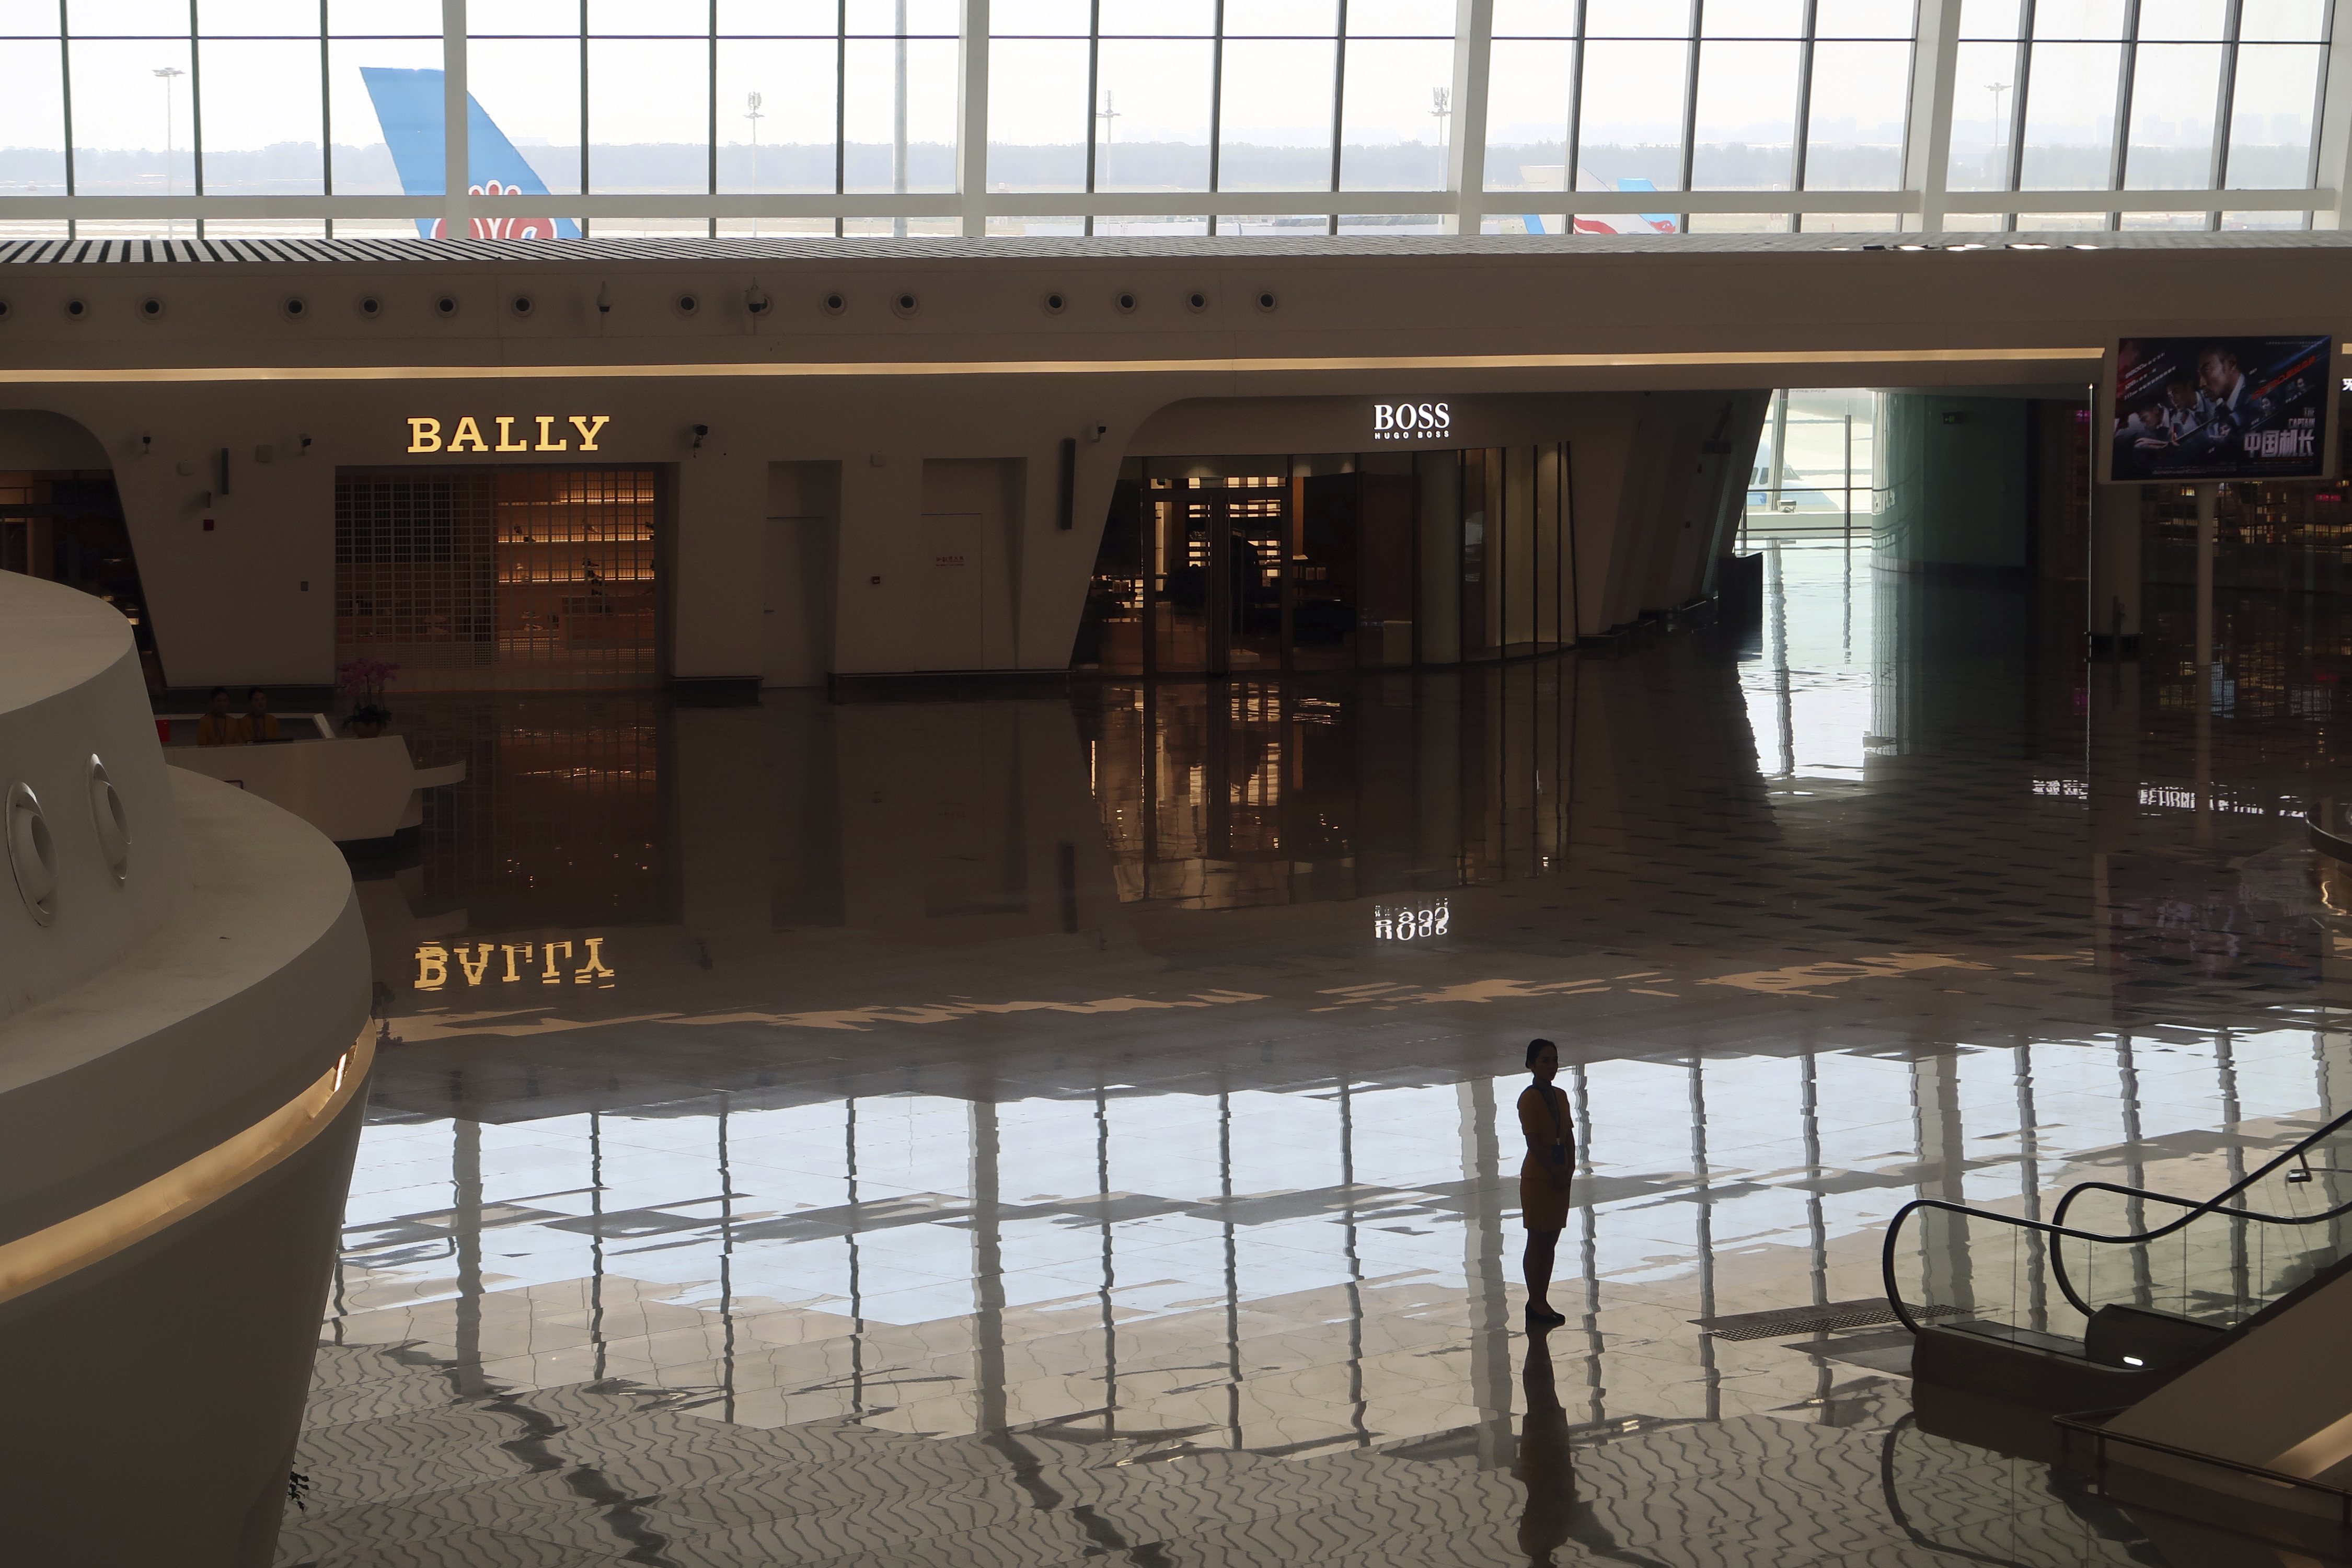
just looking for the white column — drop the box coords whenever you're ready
[2310,0,2352,227]
[958,0,991,237]
[2195,481,2216,841]
[1902,0,1962,234]
[442,0,470,237]
[1446,0,1493,236]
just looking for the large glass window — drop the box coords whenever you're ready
[0,0,2331,239]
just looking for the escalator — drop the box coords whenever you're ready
[1883,1103,2352,1554]
[1885,1100,2352,1404]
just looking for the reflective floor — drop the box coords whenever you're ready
[283,542,2352,1566]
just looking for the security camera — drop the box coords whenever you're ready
[691,423,709,450]
[1087,423,1109,443]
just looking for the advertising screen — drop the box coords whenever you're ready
[2109,335,2333,483]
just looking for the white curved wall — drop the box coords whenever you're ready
[0,571,188,1018]
[0,572,371,1567]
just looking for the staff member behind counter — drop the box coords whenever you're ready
[196,686,282,745]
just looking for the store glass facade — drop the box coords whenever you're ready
[335,466,662,690]
[1074,446,1571,676]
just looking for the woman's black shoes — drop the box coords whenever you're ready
[1525,1305,1566,1327]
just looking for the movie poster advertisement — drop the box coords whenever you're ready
[2109,334,2333,483]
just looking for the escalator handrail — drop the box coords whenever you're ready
[1882,1099,2352,1334]
[2052,1178,2352,1231]
[2048,1101,2352,1230]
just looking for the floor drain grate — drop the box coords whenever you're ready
[1693,1297,1968,1341]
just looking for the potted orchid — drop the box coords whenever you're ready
[338,658,399,737]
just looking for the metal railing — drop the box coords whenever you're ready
[1880,1099,2352,1336]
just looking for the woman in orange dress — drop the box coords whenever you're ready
[1518,1037,1572,1327]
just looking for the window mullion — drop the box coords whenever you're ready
[59,0,75,243]
[709,0,719,238]
[2208,0,2243,231]
[579,0,590,233]
[2004,2,2034,232]
[1679,0,1702,231]
[1208,0,1225,234]
[321,0,334,236]
[2300,0,2331,226]
[1328,0,1347,236]
[1083,0,1100,237]
[1790,0,1819,232]
[1563,0,1584,235]
[2107,0,2140,231]
[835,0,847,236]
[189,0,205,239]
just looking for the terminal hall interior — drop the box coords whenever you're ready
[16,4,2352,1566]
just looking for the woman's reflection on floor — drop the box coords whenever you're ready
[1520,1330,1673,1568]
[1517,1327,1578,1566]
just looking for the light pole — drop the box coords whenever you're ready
[155,66,185,240]
[1431,86,1451,189]
[1095,90,1120,226]
[744,93,764,236]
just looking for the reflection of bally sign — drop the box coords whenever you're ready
[1373,401,1452,441]
[416,937,616,989]
[407,415,611,453]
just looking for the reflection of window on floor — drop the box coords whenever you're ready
[1072,665,1571,909]
[336,468,659,690]
[395,693,671,928]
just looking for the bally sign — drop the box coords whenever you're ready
[406,415,612,454]
[1373,401,1452,441]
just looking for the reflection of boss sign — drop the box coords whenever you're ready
[1371,401,1452,441]
[407,415,612,454]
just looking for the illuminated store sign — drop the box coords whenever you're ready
[1372,402,1452,442]
[415,936,616,989]
[406,414,611,454]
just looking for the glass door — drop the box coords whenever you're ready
[1224,481,1287,674]
[1145,471,1289,676]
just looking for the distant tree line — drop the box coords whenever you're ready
[0,138,2308,196]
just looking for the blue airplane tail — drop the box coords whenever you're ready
[1613,176,1678,233]
[360,67,580,239]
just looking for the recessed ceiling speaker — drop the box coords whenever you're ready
[1042,291,1066,314]
[511,294,534,317]
[0,299,11,320]
[822,291,848,315]
[140,296,164,319]
[7,782,55,926]
[63,298,88,320]
[1114,291,1138,314]
[86,757,129,885]
[1186,290,1209,313]
[892,291,919,317]
[676,292,699,316]
[283,296,307,319]
[435,294,459,316]
[356,295,382,319]
[1255,290,1278,312]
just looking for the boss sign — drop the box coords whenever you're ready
[1371,401,1452,441]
